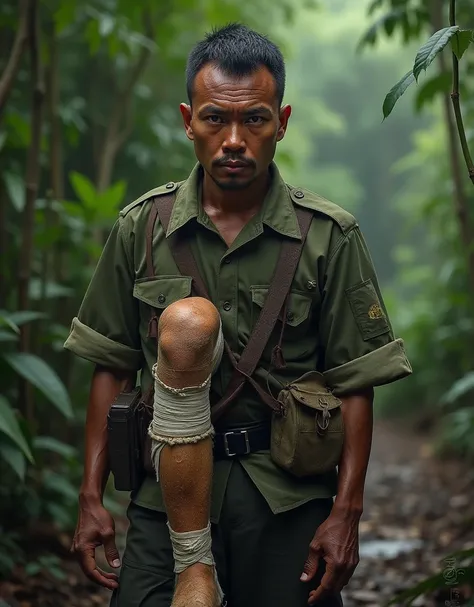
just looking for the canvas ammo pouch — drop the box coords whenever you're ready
[270,370,344,477]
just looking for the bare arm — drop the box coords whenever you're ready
[80,365,136,502]
[302,389,374,604]
[73,365,136,589]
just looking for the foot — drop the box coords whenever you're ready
[171,563,221,607]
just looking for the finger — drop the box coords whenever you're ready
[79,547,119,590]
[300,544,322,583]
[103,532,121,569]
[307,566,335,605]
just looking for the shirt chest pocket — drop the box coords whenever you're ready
[133,276,193,333]
[250,285,313,343]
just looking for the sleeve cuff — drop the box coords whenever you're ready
[323,338,412,395]
[63,317,143,371]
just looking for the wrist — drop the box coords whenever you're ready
[332,499,363,519]
[79,487,103,507]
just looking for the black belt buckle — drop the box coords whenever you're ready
[223,430,250,457]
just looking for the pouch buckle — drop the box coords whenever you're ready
[223,430,250,457]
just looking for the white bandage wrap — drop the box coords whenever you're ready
[148,323,224,479]
[168,522,224,603]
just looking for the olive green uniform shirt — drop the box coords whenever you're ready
[64,163,411,523]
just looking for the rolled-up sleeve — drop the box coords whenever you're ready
[64,218,142,371]
[320,225,412,395]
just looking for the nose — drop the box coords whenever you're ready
[222,123,246,154]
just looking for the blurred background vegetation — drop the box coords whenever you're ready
[1,0,474,595]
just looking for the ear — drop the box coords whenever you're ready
[180,103,194,140]
[276,104,292,142]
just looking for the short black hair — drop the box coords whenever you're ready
[186,23,286,105]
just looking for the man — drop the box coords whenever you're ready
[64,23,412,607]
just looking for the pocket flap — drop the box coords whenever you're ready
[133,276,192,309]
[250,286,312,327]
[285,371,342,411]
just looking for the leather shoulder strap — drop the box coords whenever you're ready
[153,193,314,422]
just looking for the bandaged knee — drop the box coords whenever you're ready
[148,321,224,480]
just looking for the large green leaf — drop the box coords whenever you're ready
[0,396,34,462]
[383,70,415,119]
[33,436,77,459]
[413,26,459,81]
[3,353,73,419]
[3,171,25,212]
[451,29,473,61]
[70,171,96,206]
[0,330,18,342]
[357,8,404,50]
[0,439,26,481]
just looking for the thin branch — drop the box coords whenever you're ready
[18,0,45,421]
[0,0,30,119]
[95,12,155,192]
[449,0,474,185]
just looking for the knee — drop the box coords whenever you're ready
[158,297,220,366]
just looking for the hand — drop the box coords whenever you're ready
[71,495,121,590]
[300,506,360,605]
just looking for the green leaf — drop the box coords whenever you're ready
[33,436,77,459]
[0,396,34,462]
[0,330,18,342]
[0,439,27,481]
[43,471,78,501]
[440,371,474,405]
[415,72,451,112]
[100,180,127,210]
[451,29,473,61]
[3,353,73,419]
[358,11,404,50]
[413,26,460,81]
[383,70,416,119]
[69,171,97,206]
[5,310,48,326]
[4,171,24,212]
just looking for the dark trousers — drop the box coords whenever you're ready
[111,463,343,607]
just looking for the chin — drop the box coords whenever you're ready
[212,175,255,191]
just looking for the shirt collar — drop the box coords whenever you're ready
[166,162,301,240]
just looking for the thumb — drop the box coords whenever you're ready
[301,543,321,583]
[103,533,121,569]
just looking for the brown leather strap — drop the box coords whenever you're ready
[144,200,161,339]
[152,192,313,422]
[212,206,313,421]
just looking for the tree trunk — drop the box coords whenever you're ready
[0,0,30,120]
[17,0,45,421]
[431,0,474,297]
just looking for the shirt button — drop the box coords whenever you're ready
[286,311,294,322]
[294,190,304,199]
[165,182,175,189]
[223,257,231,264]
[306,280,317,290]
[158,294,166,304]
[223,301,232,312]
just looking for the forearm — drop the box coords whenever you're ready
[333,388,374,515]
[80,365,136,503]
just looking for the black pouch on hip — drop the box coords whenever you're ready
[107,388,147,492]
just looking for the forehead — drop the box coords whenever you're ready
[192,63,278,108]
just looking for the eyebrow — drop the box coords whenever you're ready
[198,104,273,119]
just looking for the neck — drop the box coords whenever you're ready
[201,167,271,215]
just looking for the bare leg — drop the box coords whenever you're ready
[154,297,222,607]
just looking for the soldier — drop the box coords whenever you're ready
[65,23,412,607]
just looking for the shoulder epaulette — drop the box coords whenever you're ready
[287,185,357,235]
[119,181,181,218]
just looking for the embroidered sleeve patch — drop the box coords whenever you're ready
[345,279,390,341]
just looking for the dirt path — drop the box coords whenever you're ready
[1,420,473,606]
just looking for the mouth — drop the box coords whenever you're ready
[220,161,251,173]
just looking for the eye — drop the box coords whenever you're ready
[207,115,223,124]
[246,116,265,125]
